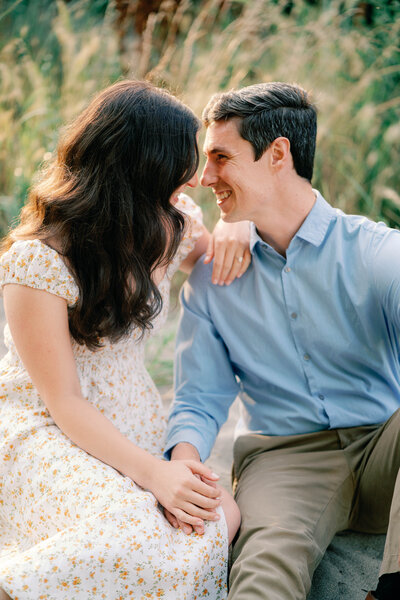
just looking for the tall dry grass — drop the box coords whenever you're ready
[134,0,400,227]
[0,0,399,382]
[0,0,120,229]
[1,0,398,233]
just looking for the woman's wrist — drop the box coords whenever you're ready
[124,450,160,490]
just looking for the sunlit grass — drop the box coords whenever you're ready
[1,0,398,230]
[0,0,399,381]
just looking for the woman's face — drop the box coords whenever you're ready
[170,172,198,205]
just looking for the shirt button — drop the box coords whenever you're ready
[285,267,291,273]
[319,394,325,400]
[303,353,310,361]
[291,312,297,319]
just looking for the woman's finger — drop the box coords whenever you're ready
[223,253,243,285]
[237,249,251,278]
[210,242,227,284]
[177,502,221,522]
[182,489,221,511]
[203,234,214,265]
[217,241,239,285]
[172,508,213,528]
[200,475,217,488]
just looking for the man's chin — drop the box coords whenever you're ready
[220,212,241,223]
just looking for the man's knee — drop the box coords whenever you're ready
[229,522,320,600]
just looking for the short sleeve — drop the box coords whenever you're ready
[0,239,79,306]
[167,193,204,279]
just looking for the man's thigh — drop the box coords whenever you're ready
[349,408,400,533]
[230,431,354,600]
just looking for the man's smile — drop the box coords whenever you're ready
[214,190,232,205]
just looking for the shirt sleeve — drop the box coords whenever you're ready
[165,260,239,462]
[0,239,79,306]
[166,193,204,279]
[369,224,400,329]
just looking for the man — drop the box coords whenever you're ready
[165,82,400,599]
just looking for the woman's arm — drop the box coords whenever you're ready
[180,220,252,284]
[3,283,222,528]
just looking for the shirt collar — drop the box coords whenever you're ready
[295,190,338,246]
[249,190,338,253]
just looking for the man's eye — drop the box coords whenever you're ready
[217,154,227,161]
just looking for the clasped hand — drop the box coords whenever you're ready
[148,459,221,535]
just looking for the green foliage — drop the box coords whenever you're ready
[145,312,178,389]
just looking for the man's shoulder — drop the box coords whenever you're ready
[189,255,214,287]
[334,210,396,242]
[182,256,214,306]
[185,255,245,311]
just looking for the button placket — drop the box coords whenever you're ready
[281,261,319,397]
[282,264,300,328]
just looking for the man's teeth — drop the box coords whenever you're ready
[216,191,231,201]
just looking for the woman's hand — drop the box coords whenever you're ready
[147,459,222,531]
[164,473,218,535]
[205,219,252,285]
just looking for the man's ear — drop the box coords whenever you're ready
[270,137,291,168]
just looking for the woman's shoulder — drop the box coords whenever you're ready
[175,193,204,244]
[174,193,203,220]
[0,239,79,306]
[166,194,205,278]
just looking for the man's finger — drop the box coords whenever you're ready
[164,508,179,528]
[177,517,196,535]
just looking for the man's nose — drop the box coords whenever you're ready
[200,161,216,187]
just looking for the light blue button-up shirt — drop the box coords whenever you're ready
[165,192,400,462]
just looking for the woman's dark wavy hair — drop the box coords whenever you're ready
[1,80,201,349]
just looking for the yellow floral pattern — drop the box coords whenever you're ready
[0,195,228,599]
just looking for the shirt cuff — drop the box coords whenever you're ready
[164,427,212,463]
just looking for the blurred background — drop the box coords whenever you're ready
[0,0,399,385]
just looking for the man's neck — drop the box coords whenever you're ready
[255,182,316,257]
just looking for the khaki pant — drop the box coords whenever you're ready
[229,409,400,600]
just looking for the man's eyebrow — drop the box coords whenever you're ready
[203,145,230,155]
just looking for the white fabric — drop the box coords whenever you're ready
[0,194,228,599]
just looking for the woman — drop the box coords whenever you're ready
[0,80,246,599]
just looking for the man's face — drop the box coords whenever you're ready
[201,118,272,222]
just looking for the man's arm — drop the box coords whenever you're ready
[165,260,240,463]
[170,441,201,461]
[370,226,400,328]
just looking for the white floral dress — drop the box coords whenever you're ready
[0,195,228,600]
